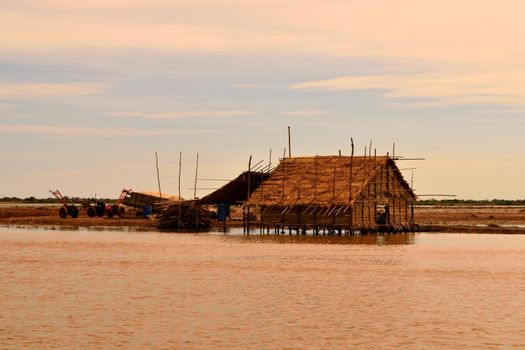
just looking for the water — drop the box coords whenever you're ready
[1,227,525,349]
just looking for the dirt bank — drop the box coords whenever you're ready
[0,204,158,228]
[415,206,525,234]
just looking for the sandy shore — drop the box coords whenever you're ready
[2,203,525,233]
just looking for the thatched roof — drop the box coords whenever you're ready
[246,156,415,207]
[199,171,271,205]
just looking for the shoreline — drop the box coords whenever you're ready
[2,203,525,234]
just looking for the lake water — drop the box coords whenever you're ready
[1,227,525,349]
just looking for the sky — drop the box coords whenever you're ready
[1,0,524,200]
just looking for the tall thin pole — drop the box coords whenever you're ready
[287,126,291,158]
[247,156,252,199]
[193,152,199,199]
[393,142,396,158]
[178,152,182,229]
[194,152,199,229]
[369,139,373,157]
[178,152,182,201]
[246,155,252,234]
[155,151,163,214]
[268,149,272,174]
[349,138,354,233]
[349,138,354,201]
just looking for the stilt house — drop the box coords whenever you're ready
[245,155,416,233]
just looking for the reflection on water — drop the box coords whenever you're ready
[2,228,525,349]
[233,232,416,245]
[1,224,157,233]
[2,224,414,245]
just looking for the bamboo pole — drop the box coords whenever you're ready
[314,156,318,228]
[246,155,252,234]
[374,149,377,229]
[194,152,199,228]
[268,149,272,174]
[331,159,337,228]
[349,138,354,201]
[155,152,163,214]
[393,142,396,158]
[349,138,354,233]
[178,152,182,229]
[155,152,162,199]
[288,126,291,158]
[193,152,199,199]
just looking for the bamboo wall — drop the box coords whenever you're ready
[258,162,414,231]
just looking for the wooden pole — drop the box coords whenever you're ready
[268,149,272,174]
[393,142,396,158]
[193,152,199,199]
[332,160,337,227]
[288,126,291,158]
[411,198,415,231]
[374,148,377,229]
[178,152,182,230]
[194,152,199,229]
[246,155,252,234]
[349,139,354,200]
[369,139,372,157]
[154,151,164,217]
[349,138,354,233]
[314,156,318,229]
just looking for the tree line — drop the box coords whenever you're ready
[416,199,525,206]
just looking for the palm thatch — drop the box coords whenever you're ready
[246,156,414,208]
[199,171,270,205]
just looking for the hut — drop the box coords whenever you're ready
[245,155,416,234]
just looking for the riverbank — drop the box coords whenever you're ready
[2,203,525,233]
[415,205,525,234]
[0,204,158,229]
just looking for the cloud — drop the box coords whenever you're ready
[290,72,525,108]
[0,124,228,137]
[233,83,278,89]
[2,0,524,64]
[476,108,525,115]
[281,109,332,117]
[0,83,108,99]
[0,104,17,112]
[106,110,256,119]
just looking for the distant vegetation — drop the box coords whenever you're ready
[417,199,525,206]
[2,197,524,206]
[1,196,114,204]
